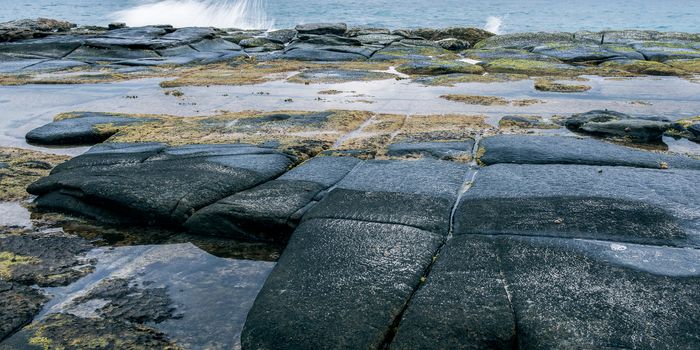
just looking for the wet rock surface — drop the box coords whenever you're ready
[28,143,294,226]
[0,281,47,341]
[479,134,700,169]
[565,109,672,142]
[25,112,154,145]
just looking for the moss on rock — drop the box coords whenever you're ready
[0,148,70,201]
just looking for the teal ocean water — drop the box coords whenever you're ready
[1,0,699,33]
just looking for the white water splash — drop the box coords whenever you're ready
[484,16,503,34]
[113,0,273,29]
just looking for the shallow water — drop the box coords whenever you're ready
[2,0,700,33]
[37,243,274,349]
[0,202,32,228]
[2,75,699,156]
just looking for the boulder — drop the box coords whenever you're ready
[632,42,700,62]
[185,156,360,241]
[28,143,294,226]
[579,119,671,142]
[238,37,275,48]
[265,29,297,44]
[564,110,632,130]
[294,23,347,36]
[370,42,455,61]
[478,135,700,169]
[25,112,154,145]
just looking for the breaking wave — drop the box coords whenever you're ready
[113,0,273,29]
[484,16,503,34]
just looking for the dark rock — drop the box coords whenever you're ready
[241,218,444,349]
[688,123,700,141]
[479,135,700,169]
[632,41,700,62]
[396,60,484,75]
[496,235,700,349]
[108,22,127,30]
[0,280,47,341]
[347,27,391,37]
[294,23,347,36]
[283,47,366,61]
[69,277,176,324]
[25,112,153,145]
[265,29,297,44]
[65,45,160,62]
[0,233,94,287]
[579,119,671,142]
[185,156,360,241]
[160,26,216,44]
[387,141,474,160]
[390,235,516,349]
[239,37,275,48]
[189,38,241,52]
[1,313,179,349]
[0,35,85,59]
[453,164,700,247]
[564,109,632,130]
[28,143,294,226]
[294,33,361,46]
[532,43,644,62]
[0,18,76,42]
[410,27,494,44]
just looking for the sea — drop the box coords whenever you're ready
[1,0,699,34]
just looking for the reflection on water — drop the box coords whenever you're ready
[0,202,32,228]
[40,243,275,349]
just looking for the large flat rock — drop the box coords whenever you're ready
[27,143,293,226]
[25,112,153,145]
[392,234,700,349]
[185,156,361,241]
[390,235,516,349]
[241,218,443,349]
[241,159,470,348]
[479,134,700,169]
[454,164,700,247]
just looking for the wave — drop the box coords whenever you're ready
[484,16,503,34]
[112,0,273,29]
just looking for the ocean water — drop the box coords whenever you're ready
[1,0,699,33]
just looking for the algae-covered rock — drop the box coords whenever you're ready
[0,280,47,341]
[474,32,574,50]
[601,59,687,76]
[484,58,581,76]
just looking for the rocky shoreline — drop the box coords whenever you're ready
[1,18,700,350]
